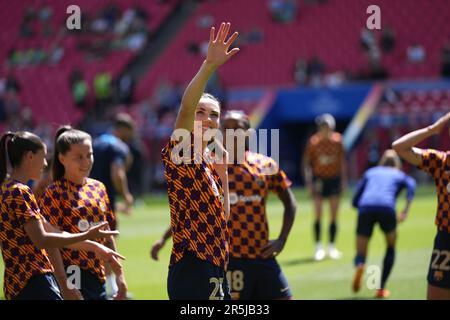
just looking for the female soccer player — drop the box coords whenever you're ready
[393,112,450,300]
[39,126,128,300]
[303,113,347,261]
[161,22,238,300]
[351,149,416,298]
[0,131,123,300]
[152,110,297,300]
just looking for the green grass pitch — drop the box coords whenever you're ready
[0,186,438,300]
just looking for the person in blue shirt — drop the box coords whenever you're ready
[351,149,416,298]
[90,113,135,223]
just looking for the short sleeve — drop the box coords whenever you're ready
[418,149,446,176]
[161,133,201,167]
[267,158,292,196]
[99,182,116,229]
[111,143,129,167]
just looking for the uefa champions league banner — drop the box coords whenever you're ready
[258,83,373,129]
[257,80,450,149]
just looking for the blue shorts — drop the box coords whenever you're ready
[167,250,231,300]
[79,269,107,300]
[427,231,450,289]
[227,256,292,300]
[357,207,397,237]
[14,273,62,300]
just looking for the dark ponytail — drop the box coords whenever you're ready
[0,131,45,185]
[52,125,92,181]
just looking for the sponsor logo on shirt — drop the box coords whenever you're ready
[229,192,262,205]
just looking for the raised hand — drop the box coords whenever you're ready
[428,112,450,135]
[206,22,239,68]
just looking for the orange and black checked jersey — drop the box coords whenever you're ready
[162,134,229,270]
[39,178,115,283]
[304,132,345,179]
[418,149,450,233]
[227,152,292,259]
[0,180,54,300]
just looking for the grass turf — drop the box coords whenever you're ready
[0,186,438,299]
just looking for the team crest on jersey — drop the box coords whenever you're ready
[78,219,90,232]
[229,192,238,205]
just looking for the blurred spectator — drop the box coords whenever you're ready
[69,69,88,108]
[117,72,135,104]
[268,0,297,23]
[6,73,21,93]
[94,72,113,109]
[3,90,20,121]
[8,47,63,67]
[407,43,426,64]
[360,29,376,52]
[0,76,5,96]
[368,60,388,80]
[294,58,308,85]
[197,14,214,28]
[245,27,264,44]
[324,72,346,87]
[381,26,396,54]
[38,4,53,22]
[19,6,37,38]
[441,42,450,78]
[187,42,200,55]
[38,3,53,37]
[102,2,121,29]
[48,42,65,65]
[307,56,325,86]
[21,107,35,131]
[0,97,6,122]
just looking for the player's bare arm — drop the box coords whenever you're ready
[47,248,84,300]
[392,112,450,166]
[211,138,230,220]
[174,22,239,132]
[150,226,172,261]
[261,188,297,258]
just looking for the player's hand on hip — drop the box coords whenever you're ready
[261,239,286,259]
[205,22,239,69]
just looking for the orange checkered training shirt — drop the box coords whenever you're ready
[40,178,115,283]
[418,149,450,233]
[0,180,54,300]
[305,132,344,179]
[227,152,292,259]
[162,134,229,269]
